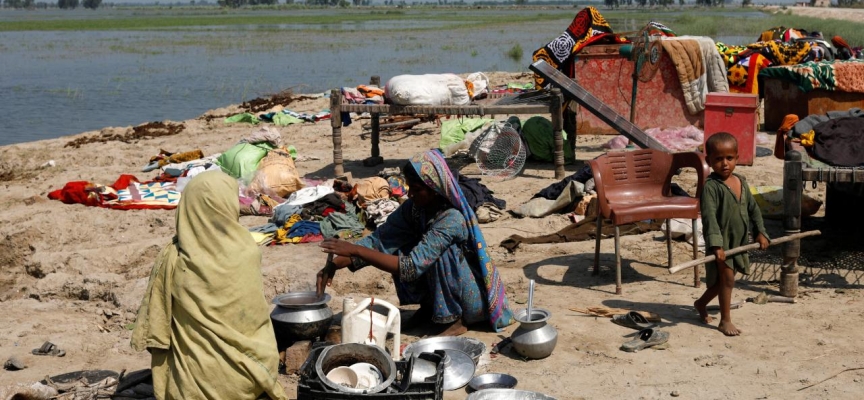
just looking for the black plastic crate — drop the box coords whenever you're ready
[297,347,444,400]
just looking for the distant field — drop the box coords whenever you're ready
[2,6,863,45]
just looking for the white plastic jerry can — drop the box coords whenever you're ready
[341,297,401,360]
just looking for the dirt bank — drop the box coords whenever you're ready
[1,72,861,399]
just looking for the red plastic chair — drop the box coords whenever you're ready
[588,149,709,294]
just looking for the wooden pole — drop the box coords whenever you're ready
[329,89,344,177]
[781,150,804,297]
[550,88,565,180]
[364,75,384,167]
[668,230,821,274]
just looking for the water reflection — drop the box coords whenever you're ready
[0,9,765,145]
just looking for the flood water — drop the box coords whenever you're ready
[0,8,763,146]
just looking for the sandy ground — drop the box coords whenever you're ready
[1,71,862,399]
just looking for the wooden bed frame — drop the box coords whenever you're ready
[781,149,864,297]
[328,76,569,179]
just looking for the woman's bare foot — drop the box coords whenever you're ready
[718,320,741,336]
[438,319,468,337]
[694,299,714,324]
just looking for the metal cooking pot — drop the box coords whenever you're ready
[315,343,397,394]
[510,308,557,359]
[270,292,333,342]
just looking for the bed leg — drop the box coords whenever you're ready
[330,89,344,177]
[364,76,384,167]
[781,150,802,298]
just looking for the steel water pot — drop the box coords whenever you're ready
[510,308,557,359]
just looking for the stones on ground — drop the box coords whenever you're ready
[4,356,26,371]
[671,390,680,397]
[694,354,727,367]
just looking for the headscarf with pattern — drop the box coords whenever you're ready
[408,149,514,332]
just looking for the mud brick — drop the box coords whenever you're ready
[284,340,312,375]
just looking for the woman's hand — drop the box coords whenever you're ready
[316,257,350,297]
[316,264,335,297]
[319,238,359,257]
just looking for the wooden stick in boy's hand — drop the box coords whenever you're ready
[668,230,821,274]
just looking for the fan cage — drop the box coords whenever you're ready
[472,123,527,180]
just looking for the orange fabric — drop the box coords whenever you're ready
[778,114,799,134]
[834,62,864,93]
[774,114,799,160]
[357,85,384,97]
[832,35,852,52]
[729,54,771,95]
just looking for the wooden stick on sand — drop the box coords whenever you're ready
[668,230,821,274]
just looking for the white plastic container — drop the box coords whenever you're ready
[341,297,401,360]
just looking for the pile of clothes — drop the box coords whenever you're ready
[777,109,864,167]
[225,107,332,126]
[720,29,861,95]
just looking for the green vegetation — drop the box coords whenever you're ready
[2,7,864,48]
[0,10,560,32]
[660,12,864,46]
[506,43,523,61]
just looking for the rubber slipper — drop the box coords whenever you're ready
[620,328,669,352]
[32,341,66,357]
[141,161,161,173]
[611,311,655,330]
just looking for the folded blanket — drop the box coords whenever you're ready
[759,60,864,94]
[660,38,705,115]
[692,37,728,94]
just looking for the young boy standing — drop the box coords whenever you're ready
[695,132,770,336]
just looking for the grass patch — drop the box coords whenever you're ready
[0,9,568,32]
[506,43,523,61]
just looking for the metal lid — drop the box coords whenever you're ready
[272,291,331,308]
[402,336,486,365]
[440,349,475,391]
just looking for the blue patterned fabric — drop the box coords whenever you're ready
[353,150,514,331]
[355,204,486,325]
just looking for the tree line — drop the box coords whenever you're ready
[3,0,101,8]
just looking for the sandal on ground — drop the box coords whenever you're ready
[611,311,655,330]
[32,341,66,357]
[620,328,669,352]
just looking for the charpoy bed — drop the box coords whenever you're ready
[327,76,570,179]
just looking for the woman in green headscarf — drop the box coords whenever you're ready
[132,171,287,400]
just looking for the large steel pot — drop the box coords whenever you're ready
[270,292,333,342]
[510,308,557,359]
[315,343,397,394]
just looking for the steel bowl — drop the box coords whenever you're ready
[402,337,486,365]
[466,389,557,400]
[468,373,518,392]
[272,291,331,308]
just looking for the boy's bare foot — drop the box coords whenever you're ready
[694,300,714,324]
[439,319,468,337]
[718,320,741,336]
